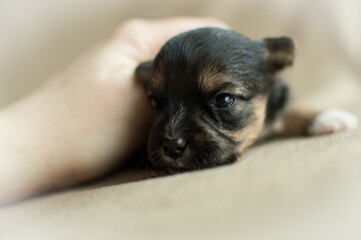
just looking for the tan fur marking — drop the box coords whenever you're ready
[150,68,164,89]
[230,96,267,153]
[199,66,227,94]
[270,107,318,138]
[265,51,294,66]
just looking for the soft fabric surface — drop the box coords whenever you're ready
[1,0,360,239]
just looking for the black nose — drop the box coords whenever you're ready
[163,137,187,159]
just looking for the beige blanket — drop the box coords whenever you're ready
[1,0,360,239]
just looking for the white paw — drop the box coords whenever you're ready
[308,108,359,135]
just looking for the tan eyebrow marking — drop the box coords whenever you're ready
[199,65,228,94]
[150,68,165,89]
[198,65,252,98]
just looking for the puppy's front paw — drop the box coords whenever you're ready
[308,108,359,136]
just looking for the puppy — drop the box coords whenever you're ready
[135,27,358,172]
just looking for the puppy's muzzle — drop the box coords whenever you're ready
[163,137,187,159]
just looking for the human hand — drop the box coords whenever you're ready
[0,17,227,204]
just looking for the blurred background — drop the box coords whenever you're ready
[0,0,360,110]
[0,1,361,239]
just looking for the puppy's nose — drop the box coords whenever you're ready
[163,137,186,159]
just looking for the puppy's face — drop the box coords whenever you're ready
[136,28,294,172]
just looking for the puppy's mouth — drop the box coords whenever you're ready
[160,159,191,173]
[147,145,239,172]
[150,148,193,172]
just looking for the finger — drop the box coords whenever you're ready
[144,17,229,58]
[114,17,229,62]
[149,16,229,39]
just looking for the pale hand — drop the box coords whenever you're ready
[0,17,228,205]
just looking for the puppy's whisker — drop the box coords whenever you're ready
[199,115,237,145]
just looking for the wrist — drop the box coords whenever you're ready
[0,98,57,204]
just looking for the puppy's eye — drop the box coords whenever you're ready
[149,95,158,108]
[215,93,235,108]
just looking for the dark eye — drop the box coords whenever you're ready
[149,95,158,108]
[215,93,235,108]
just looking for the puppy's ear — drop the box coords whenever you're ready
[135,61,153,88]
[262,37,295,73]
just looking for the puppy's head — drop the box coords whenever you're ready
[136,28,294,172]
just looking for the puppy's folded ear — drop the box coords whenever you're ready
[135,61,153,88]
[262,37,295,73]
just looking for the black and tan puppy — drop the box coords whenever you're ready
[135,27,358,172]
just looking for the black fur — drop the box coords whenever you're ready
[135,27,293,172]
[266,79,289,122]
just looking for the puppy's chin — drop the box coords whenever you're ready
[155,158,191,173]
[148,148,239,173]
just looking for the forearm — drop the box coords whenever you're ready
[0,71,150,205]
[0,92,59,204]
